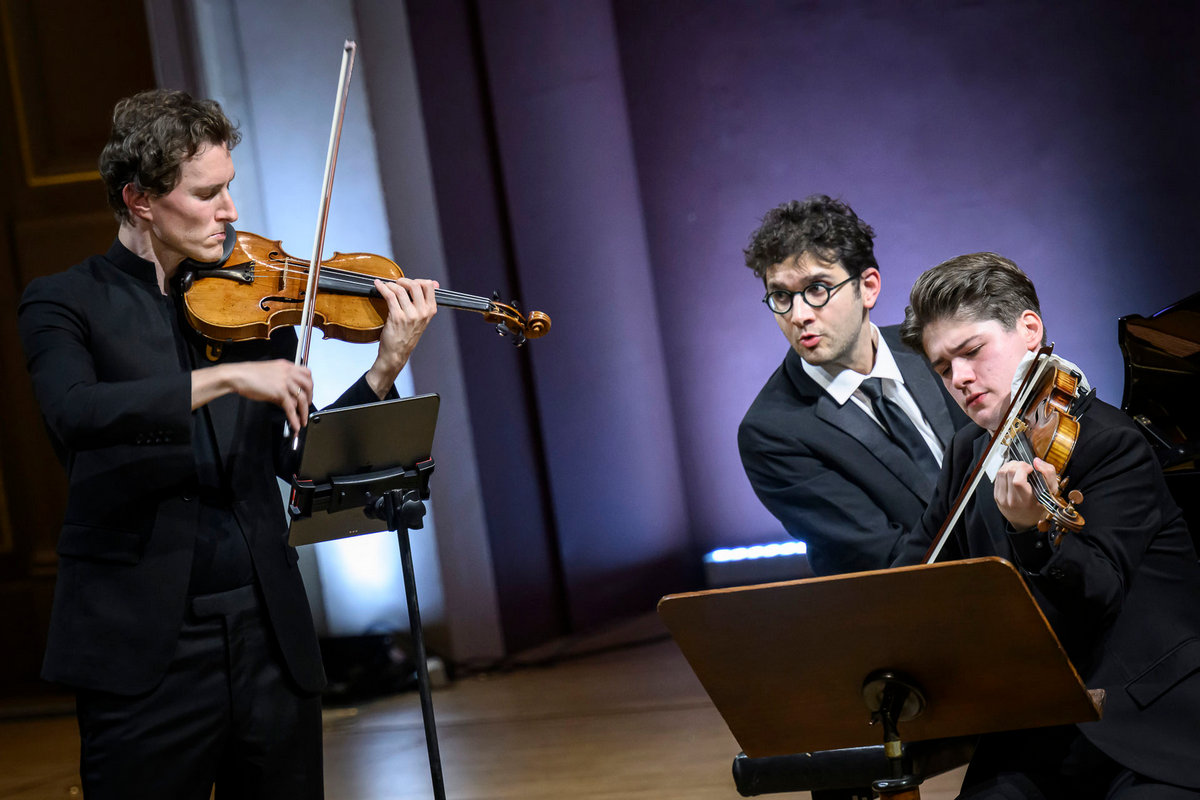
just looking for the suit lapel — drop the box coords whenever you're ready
[815,393,936,499]
[786,351,936,499]
[894,347,956,448]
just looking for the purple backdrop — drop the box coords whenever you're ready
[612,0,1200,550]
[405,0,1200,643]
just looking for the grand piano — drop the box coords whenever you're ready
[1119,290,1200,549]
[727,291,1200,797]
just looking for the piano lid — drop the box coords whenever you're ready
[1118,290,1200,469]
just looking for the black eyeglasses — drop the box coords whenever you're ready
[762,275,857,314]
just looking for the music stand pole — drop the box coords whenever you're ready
[287,394,446,798]
[365,476,447,800]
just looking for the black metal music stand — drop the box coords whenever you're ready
[288,393,448,800]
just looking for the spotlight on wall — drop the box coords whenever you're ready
[702,540,813,588]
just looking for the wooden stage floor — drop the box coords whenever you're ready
[0,615,965,799]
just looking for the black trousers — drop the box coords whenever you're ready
[960,726,1200,800]
[75,584,323,800]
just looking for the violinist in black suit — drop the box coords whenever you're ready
[893,253,1200,798]
[18,89,439,800]
[738,196,969,576]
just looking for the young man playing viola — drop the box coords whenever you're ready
[17,89,438,799]
[892,252,1200,799]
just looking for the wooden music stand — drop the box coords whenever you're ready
[657,557,1102,798]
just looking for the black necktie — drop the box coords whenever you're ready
[859,377,940,479]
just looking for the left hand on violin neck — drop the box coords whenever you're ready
[994,456,1059,530]
[365,277,439,399]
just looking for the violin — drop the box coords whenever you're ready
[1001,362,1085,535]
[179,229,551,353]
[924,345,1086,563]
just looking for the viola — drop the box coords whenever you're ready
[179,229,551,351]
[924,346,1086,563]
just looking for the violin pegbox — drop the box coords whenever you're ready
[495,322,527,347]
[483,292,551,347]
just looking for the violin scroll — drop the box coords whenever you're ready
[482,295,552,346]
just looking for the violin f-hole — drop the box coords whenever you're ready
[260,295,305,312]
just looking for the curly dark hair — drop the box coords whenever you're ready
[99,89,241,223]
[900,252,1045,357]
[743,195,877,280]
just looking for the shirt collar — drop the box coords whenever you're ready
[105,237,161,285]
[801,323,906,405]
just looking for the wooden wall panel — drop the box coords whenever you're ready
[2,0,153,184]
[13,210,117,284]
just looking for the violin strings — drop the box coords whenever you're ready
[1007,434,1062,511]
[227,261,496,306]
[1007,434,1076,520]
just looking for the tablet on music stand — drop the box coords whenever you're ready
[287,393,439,547]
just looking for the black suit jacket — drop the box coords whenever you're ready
[738,325,970,576]
[893,396,1200,788]
[19,240,387,695]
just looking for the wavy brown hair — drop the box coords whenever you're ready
[99,89,240,223]
[900,252,1044,357]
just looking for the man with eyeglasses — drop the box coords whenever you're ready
[738,195,969,577]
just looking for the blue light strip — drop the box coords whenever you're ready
[705,541,807,564]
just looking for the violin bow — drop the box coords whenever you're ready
[286,41,356,443]
[296,40,356,373]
